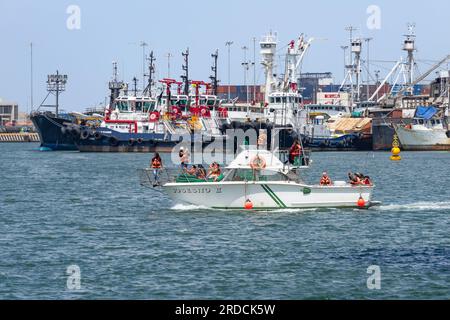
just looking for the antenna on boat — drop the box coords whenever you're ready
[210,49,219,95]
[143,51,156,97]
[181,48,190,96]
[132,77,139,96]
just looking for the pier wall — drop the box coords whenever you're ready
[0,133,39,143]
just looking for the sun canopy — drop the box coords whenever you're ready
[415,106,438,120]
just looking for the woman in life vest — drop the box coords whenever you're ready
[320,172,332,186]
[151,153,163,186]
[289,140,302,165]
[363,176,373,186]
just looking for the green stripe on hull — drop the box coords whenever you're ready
[261,184,287,208]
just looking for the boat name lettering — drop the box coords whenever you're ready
[173,188,211,194]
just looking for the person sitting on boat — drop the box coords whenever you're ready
[320,172,332,186]
[289,140,302,165]
[151,153,163,186]
[363,176,373,186]
[196,165,207,180]
[208,162,221,182]
[185,165,197,176]
[348,172,361,185]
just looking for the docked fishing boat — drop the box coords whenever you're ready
[141,147,377,210]
[394,106,450,150]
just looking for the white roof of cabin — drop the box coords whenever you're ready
[226,147,285,170]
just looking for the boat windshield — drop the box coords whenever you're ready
[116,100,129,112]
[224,169,290,182]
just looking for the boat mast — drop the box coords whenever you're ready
[181,48,190,96]
[260,32,277,104]
[143,51,156,97]
[210,49,219,96]
[109,62,123,106]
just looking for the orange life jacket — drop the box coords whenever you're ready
[320,176,331,185]
[152,158,162,169]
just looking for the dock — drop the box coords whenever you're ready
[0,133,40,143]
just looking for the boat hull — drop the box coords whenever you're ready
[163,182,374,209]
[30,113,78,151]
[395,126,450,151]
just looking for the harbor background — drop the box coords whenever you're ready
[1,143,449,299]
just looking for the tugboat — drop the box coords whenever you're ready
[140,146,378,210]
[75,78,231,152]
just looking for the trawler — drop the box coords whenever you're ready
[394,106,450,150]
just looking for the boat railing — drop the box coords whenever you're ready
[277,149,312,169]
[138,167,215,187]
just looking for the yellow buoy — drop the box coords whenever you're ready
[390,134,402,161]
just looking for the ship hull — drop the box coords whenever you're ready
[300,133,372,151]
[395,126,450,151]
[372,118,413,151]
[30,113,78,151]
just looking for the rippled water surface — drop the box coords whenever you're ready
[1,143,449,299]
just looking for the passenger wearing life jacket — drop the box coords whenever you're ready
[348,172,361,185]
[320,172,332,186]
[363,176,373,186]
[151,153,163,186]
[289,140,302,165]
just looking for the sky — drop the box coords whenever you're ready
[1,0,449,112]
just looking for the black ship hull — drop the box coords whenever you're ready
[30,112,79,151]
[372,118,412,150]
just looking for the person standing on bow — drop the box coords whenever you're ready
[151,152,163,186]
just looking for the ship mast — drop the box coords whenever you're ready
[403,23,416,94]
[181,48,190,96]
[260,32,277,103]
[143,51,156,97]
[109,62,124,106]
[210,49,219,95]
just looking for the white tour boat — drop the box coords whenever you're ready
[151,147,376,210]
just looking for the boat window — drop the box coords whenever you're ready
[270,97,275,103]
[116,101,129,111]
[419,119,424,125]
[436,119,440,124]
[200,99,207,105]
[226,169,288,182]
[143,101,155,112]
[207,99,215,106]
[431,120,435,125]
[135,101,142,112]
[282,97,287,103]
[275,97,281,103]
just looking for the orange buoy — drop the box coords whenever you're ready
[357,196,366,208]
[244,199,253,210]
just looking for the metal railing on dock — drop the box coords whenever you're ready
[0,133,40,143]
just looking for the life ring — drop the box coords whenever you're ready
[249,155,267,170]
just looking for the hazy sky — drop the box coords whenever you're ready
[1,0,449,112]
